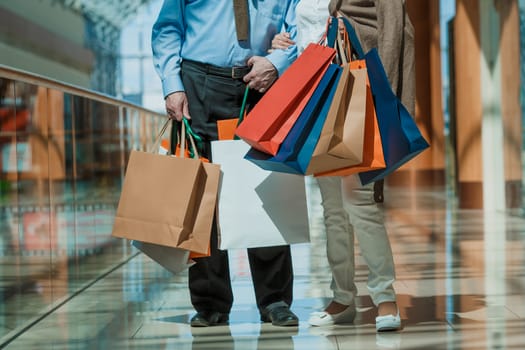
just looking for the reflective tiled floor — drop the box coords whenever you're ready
[1,178,525,349]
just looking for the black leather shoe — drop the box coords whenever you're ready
[261,306,299,327]
[190,311,229,327]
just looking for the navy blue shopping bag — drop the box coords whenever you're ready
[244,63,342,174]
[336,17,429,185]
[359,49,430,184]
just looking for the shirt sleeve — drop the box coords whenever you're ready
[265,0,300,76]
[151,0,186,98]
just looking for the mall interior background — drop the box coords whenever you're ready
[0,0,524,348]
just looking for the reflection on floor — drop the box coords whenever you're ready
[1,179,525,349]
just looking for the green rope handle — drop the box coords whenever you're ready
[182,117,203,158]
[237,86,249,124]
[233,86,250,140]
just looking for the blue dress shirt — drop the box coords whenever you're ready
[152,0,299,98]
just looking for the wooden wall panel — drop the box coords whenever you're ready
[499,0,522,208]
[389,0,446,187]
[454,0,484,208]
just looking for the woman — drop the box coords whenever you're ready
[272,0,415,331]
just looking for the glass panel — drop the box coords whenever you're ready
[124,107,141,153]
[0,80,52,338]
[0,70,166,344]
[66,96,122,288]
[0,78,19,338]
[0,77,168,342]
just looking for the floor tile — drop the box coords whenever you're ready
[2,181,525,349]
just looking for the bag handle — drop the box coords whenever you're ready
[174,118,203,159]
[237,86,249,124]
[231,86,249,140]
[339,16,365,59]
[182,118,203,159]
[328,16,365,60]
[159,117,203,158]
[336,31,349,65]
[149,118,171,153]
[318,17,335,47]
[327,17,358,65]
[326,17,338,49]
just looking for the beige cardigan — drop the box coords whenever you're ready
[329,0,416,116]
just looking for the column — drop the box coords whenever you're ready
[453,0,521,209]
[499,0,522,208]
[389,0,446,187]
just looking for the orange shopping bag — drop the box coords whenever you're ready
[217,119,239,141]
[216,86,248,141]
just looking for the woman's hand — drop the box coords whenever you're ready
[337,15,345,34]
[268,32,295,53]
[329,14,348,57]
[328,14,346,34]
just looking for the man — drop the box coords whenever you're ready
[151,0,300,327]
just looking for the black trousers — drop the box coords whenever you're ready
[180,60,294,314]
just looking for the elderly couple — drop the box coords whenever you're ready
[152,0,414,332]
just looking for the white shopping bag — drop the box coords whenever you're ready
[211,140,310,249]
[132,240,195,274]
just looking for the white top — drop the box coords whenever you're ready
[295,0,331,52]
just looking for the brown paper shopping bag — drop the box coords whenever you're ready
[179,160,220,254]
[111,150,207,251]
[314,71,386,177]
[112,119,220,255]
[305,63,367,174]
[327,64,367,159]
[173,119,218,255]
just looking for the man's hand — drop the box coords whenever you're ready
[165,91,191,121]
[243,56,278,93]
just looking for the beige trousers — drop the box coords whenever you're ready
[316,175,396,306]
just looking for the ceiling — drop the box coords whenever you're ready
[57,0,153,28]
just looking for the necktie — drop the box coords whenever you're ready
[233,0,249,41]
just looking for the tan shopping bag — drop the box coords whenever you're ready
[305,63,367,174]
[314,60,386,177]
[112,119,220,255]
[327,66,367,159]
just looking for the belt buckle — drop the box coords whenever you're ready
[231,66,247,79]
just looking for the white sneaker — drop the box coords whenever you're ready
[375,310,401,332]
[308,306,356,327]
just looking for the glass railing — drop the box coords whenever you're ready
[0,65,168,343]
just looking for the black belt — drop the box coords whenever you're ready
[182,60,250,80]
